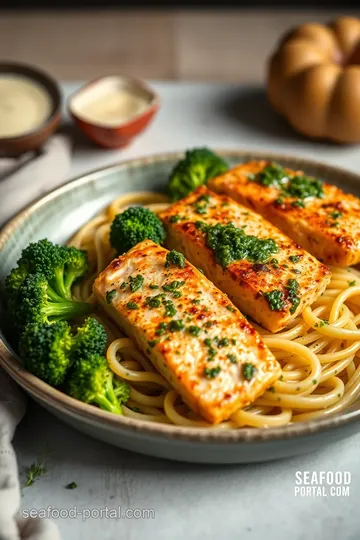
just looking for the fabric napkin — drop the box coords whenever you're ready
[0,134,71,539]
[0,370,62,540]
[0,134,72,228]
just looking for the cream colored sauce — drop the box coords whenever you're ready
[77,89,150,126]
[0,76,52,138]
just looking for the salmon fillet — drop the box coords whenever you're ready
[208,160,360,266]
[93,239,280,424]
[159,186,330,333]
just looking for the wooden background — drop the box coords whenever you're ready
[1,9,360,82]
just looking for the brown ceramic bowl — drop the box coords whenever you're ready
[68,75,160,149]
[0,62,61,156]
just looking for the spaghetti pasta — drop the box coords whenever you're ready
[68,192,360,429]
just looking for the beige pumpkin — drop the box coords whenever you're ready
[267,16,360,143]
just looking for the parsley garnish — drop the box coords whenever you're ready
[127,302,139,310]
[66,482,78,490]
[188,325,201,336]
[204,366,221,379]
[169,320,185,332]
[106,290,116,304]
[242,363,256,380]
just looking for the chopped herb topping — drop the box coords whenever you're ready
[348,280,356,287]
[194,220,209,233]
[242,363,256,380]
[218,338,229,348]
[254,163,324,202]
[149,284,159,290]
[192,298,201,305]
[165,250,185,269]
[286,279,300,314]
[268,386,275,393]
[207,347,217,361]
[164,299,177,317]
[232,338,237,345]
[255,163,288,188]
[291,200,305,208]
[226,305,236,312]
[330,221,340,228]
[120,281,128,290]
[163,280,186,294]
[129,274,144,292]
[204,366,221,379]
[289,255,300,263]
[204,338,212,347]
[106,290,116,304]
[275,197,284,205]
[126,302,139,310]
[169,320,185,332]
[170,214,182,223]
[148,339,159,348]
[156,322,169,335]
[264,290,285,311]
[227,353,237,364]
[65,482,77,490]
[205,222,279,267]
[204,321,214,328]
[188,325,201,336]
[146,294,164,309]
[330,210,342,219]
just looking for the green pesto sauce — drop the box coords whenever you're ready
[254,163,324,202]
[165,250,185,269]
[264,279,300,314]
[205,222,279,268]
[263,290,285,311]
[129,274,144,292]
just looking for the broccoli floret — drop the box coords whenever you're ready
[20,321,73,386]
[6,239,88,301]
[19,317,108,386]
[166,148,228,201]
[109,206,166,255]
[71,317,108,359]
[114,377,131,406]
[66,354,129,414]
[13,273,92,329]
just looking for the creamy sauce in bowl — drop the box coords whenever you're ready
[0,75,52,138]
[70,77,154,127]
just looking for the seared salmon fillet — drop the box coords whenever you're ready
[208,160,360,267]
[93,239,280,424]
[159,186,330,332]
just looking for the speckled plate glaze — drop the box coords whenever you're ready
[1,150,360,464]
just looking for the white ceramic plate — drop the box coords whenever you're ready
[1,150,360,464]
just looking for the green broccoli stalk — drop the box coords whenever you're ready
[110,206,166,256]
[66,354,130,414]
[14,273,92,329]
[19,317,108,386]
[6,239,88,301]
[20,321,73,386]
[167,148,228,201]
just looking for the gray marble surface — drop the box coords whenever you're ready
[13,82,360,540]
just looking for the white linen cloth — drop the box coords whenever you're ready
[0,134,72,227]
[0,135,71,539]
